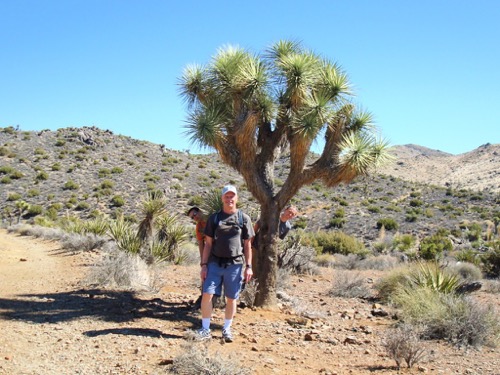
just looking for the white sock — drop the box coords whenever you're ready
[223,319,232,331]
[202,318,211,330]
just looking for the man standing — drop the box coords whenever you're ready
[197,185,254,342]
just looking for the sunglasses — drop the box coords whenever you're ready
[189,211,199,220]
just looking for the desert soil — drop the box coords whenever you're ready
[1,229,499,375]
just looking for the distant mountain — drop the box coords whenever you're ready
[0,126,498,245]
[379,143,500,193]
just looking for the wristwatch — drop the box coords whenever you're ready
[246,264,252,268]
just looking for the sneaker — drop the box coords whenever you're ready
[222,328,233,343]
[195,328,211,341]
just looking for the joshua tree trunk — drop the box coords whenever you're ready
[252,203,282,308]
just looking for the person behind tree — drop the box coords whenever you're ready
[196,185,254,342]
[187,206,207,308]
[251,205,299,274]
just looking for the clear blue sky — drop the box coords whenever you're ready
[1,0,499,155]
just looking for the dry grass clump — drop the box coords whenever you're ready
[278,233,319,275]
[60,232,107,252]
[239,279,259,308]
[484,278,500,294]
[383,324,428,369]
[446,261,483,281]
[85,242,161,291]
[168,342,251,375]
[358,254,401,270]
[329,270,371,298]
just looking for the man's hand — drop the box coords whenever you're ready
[244,266,253,283]
[200,265,208,281]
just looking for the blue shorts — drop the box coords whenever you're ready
[202,262,243,299]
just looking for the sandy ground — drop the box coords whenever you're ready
[1,229,499,375]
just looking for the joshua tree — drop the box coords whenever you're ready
[179,40,391,307]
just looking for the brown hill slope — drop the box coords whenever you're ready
[379,143,500,193]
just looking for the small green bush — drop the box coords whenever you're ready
[377,218,399,231]
[111,195,125,207]
[63,180,79,190]
[35,171,49,181]
[303,231,368,256]
[7,193,22,201]
[419,233,452,260]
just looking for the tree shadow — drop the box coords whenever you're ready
[0,288,199,338]
[84,327,181,339]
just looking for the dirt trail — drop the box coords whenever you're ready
[1,229,499,375]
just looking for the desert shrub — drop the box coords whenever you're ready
[329,208,346,228]
[303,230,368,256]
[60,232,107,252]
[331,253,361,270]
[27,189,40,197]
[375,266,414,303]
[239,279,259,308]
[314,253,336,268]
[277,233,318,275]
[405,213,418,222]
[83,217,110,236]
[169,342,251,375]
[376,218,399,231]
[392,233,417,253]
[358,254,400,270]
[481,244,500,278]
[1,176,11,184]
[111,166,123,174]
[447,262,483,281]
[484,279,500,294]
[35,171,49,181]
[395,289,500,347]
[7,193,22,201]
[454,248,481,265]
[419,233,452,260]
[187,195,203,207]
[111,195,125,207]
[409,199,423,207]
[27,205,43,216]
[98,168,111,178]
[383,324,427,369]
[63,180,79,190]
[0,166,14,174]
[293,216,308,229]
[85,243,158,290]
[99,179,114,189]
[329,270,371,298]
[9,170,23,179]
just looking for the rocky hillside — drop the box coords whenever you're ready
[379,143,500,193]
[0,126,498,245]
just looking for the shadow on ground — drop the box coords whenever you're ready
[0,288,199,336]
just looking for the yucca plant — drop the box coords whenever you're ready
[108,218,142,254]
[199,187,223,215]
[409,262,461,294]
[156,214,189,261]
[137,190,167,243]
[84,217,109,236]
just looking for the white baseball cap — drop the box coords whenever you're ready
[221,185,237,196]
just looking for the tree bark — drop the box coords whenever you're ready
[253,205,281,308]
